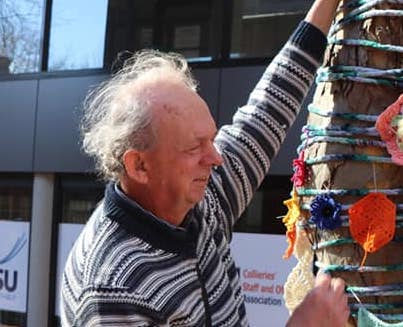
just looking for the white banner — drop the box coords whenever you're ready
[55,223,84,316]
[0,220,30,313]
[231,232,297,326]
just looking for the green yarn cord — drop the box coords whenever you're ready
[358,308,403,326]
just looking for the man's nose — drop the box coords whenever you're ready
[203,143,224,167]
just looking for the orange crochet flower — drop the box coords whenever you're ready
[282,190,300,259]
[349,193,396,266]
[375,94,403,165]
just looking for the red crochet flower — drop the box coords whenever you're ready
[291,151,307,187]
[375,94,403,166]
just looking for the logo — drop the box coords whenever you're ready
[0,233,27,293]
[0,233,27,265]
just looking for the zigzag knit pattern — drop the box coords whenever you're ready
[60,21,326,327]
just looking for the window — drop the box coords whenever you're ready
[47,0,108,71]
[1,0,319,75]
[231,0,313,59]
[0,0,44,75]
[234,175,292,234]
[57,174,104,224]
[104,0,223,70]
[52,175,104,325]
[0,175,33,327]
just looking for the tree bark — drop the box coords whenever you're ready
[286,1,403,326]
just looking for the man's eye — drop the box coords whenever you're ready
[187,145,200,153]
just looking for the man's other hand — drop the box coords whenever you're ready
[286,271,350,327]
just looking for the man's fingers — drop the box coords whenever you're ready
[330,277,350,319]
[315,271,347,297]
[289,270,350,327]
[314,269,332,288]
[331,277,346,296]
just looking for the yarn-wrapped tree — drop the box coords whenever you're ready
[282,0,403,325]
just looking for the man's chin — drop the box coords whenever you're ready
[188,191,206,206]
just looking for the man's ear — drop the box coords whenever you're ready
[122,149,148,184]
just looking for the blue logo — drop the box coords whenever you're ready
[0,233,27,293]
[0,233,27,265]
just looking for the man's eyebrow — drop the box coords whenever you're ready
[193,129,218,141]
[199,134,218,143]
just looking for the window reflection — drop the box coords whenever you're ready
[61,191,103,224]
[48,0,108,71]
[59,176,104,224]
[0,0,44,74]
[105,0,222,70]
[0,190,31,220]
[235,175,292,234]
[0,0,320,74]
[231,0,313,59]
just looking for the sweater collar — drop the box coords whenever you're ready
[103,183,199,256]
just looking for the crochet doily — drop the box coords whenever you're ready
[284,228,315,313]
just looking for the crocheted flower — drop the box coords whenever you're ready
[282,190,300,259]
[391,114,403,151]
[309,194,342,230]
[291,151,307,187]
[375,94,403,165]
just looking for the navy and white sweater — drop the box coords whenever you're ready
[61,21,327,327]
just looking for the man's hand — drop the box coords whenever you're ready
[305,0,342,35]
[286,271,350,327]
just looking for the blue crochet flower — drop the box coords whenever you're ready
[309,194,342,230]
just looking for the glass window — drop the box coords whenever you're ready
[48,0,222,72]
[0,175,33,327]
[104,0,222,70]
[53,175,104,325]
[60,174,104,223]
[0,0,44,75]
[234,175,292,234]
[231,0,313,59]
[48,0,108,71]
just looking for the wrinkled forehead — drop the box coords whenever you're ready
[149,81,209,118]
[147,83,216,139]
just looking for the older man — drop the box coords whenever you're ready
[61,0,349,326]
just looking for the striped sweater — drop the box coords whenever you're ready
[61,21,326,327]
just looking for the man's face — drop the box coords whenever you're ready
[142,82,223,216]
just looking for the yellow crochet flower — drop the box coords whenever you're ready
[282,190,301,259]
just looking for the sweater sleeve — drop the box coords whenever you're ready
[207,21,327,238]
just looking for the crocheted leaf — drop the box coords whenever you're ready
[349,193,396,254]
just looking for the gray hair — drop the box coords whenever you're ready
[81,49,198,182]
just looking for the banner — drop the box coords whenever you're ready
[0,220,30,313]
[231,233,297,326]
[54,223,84,316]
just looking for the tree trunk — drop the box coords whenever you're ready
[285,1,403,326]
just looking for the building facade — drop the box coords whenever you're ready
[0,0,315,326]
